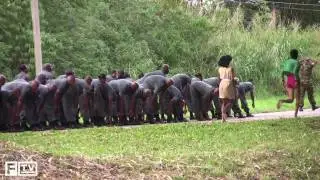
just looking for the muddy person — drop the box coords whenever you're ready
[298,57,319,111]
[238,79,255,117]
[15,64,30,82]
[277,49,300,110]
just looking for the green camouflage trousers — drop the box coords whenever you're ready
[299,83,316,107]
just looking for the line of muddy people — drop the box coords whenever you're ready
[0,64,255,132]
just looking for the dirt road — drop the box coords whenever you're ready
[122,108,320,128]
[223,108,320,123]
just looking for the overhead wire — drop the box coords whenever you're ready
[276,6,320,12]
[263,1,320,7]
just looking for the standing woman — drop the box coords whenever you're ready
[218,55,236,122]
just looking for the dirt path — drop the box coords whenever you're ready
[217,108,320,123]
[122,108,320,128]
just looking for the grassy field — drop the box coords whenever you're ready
[1,117,319,179]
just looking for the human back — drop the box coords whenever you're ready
[218,66,233,80]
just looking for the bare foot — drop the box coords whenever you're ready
[222,114,227,123]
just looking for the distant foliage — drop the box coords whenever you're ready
[0,0,33,79]
[0,0,319,94]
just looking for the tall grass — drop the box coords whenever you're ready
[198,7,320,95]
[3,0,318,95]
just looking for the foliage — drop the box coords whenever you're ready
[0,0,33,79]
[0,0,319,93]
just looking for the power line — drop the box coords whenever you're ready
[276,6,320,12]
[264,1,320,7]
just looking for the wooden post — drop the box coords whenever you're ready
[31,0,42,74]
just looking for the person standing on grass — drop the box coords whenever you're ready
[218,55,236,122]
[277,49,300,110]
[298,57,319,111]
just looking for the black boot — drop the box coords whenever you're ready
[136,114,144,125]
[167,114,173,123]
[246,113,254,117]
[299,106,304,112]
[147,114,155,124]
[216,113,222,120]
[312,105,319,111]
[210,110,216,119]
[0,124,8,132]
[112,116,118,125]
[119,116,125,126]
[154,114,162,123]
[203,112,212,120]
[189,112,195,120]
[177,113,185,122]
[238,113,245,119]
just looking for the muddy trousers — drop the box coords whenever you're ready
[299,83,316,108]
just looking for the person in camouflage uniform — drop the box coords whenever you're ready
[298,57,319,111]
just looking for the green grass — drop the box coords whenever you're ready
[1,117,320,178]
[242,93,320,113]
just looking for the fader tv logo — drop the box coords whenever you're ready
[5,161,38,176]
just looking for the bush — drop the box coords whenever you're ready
[0,0,319,95]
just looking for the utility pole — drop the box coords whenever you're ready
[31,0,42,74]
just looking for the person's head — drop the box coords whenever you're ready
[111,70,117,78]
[195,73,203,81]
[30,80,40,93]
[67,75,76,86]
[85,75,92,85]
[166,78,174,88]
[37,74,47,85]
[98,74,106,84]
[124,72,130,78]
[43,63,53,72]
[138,72,144,79]
[117,70,125,79]
[130,82,139,91]
[290,49,299,59]
[162,64,169,74]
[65,70,74,77]
[19,64,28,73]
[218,55,233,67]
[0,74,6,86]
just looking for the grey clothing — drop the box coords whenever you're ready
[204,77,221,116]
[238,82,254,114]
[203,77,220,88]
[171,74,191,91]
[190,81,215,120]
[91,79,113,118]
[36,70,54,85]
[137,70,166,84]
[160,86,183,116]
[15,72,30,82]
[1,80,35,125]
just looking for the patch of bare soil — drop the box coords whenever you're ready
[0,142,208,180]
